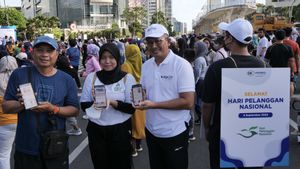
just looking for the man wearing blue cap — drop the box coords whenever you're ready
[2,36,79,169]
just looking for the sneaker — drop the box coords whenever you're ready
[132,149,138,157]
[189,135,196,141]
[82,115,89,120]
[67,128,82,136]
[136,146,143,152]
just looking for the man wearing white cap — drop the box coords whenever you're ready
[201,19,265,169]
[135,24,195,169]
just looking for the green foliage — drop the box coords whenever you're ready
[150,11,175,36]
[26,16,61,40]
[0,8,26,30]
[122,7,147,37]
[52,27,63,39]
[293,4,300,21]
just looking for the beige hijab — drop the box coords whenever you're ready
[0,56,18,96]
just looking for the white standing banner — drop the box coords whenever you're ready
[220,68,289,168]
[0,26,17,43]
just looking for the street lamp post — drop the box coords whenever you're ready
[3,0,9,25]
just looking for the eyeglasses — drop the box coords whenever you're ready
[145,37,165,46]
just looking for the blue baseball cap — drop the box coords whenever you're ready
[33,36,58,50]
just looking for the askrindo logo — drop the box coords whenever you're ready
[246,70,266,77]
[247,70,255,77]
[237,126,258,138]
[237,126,275,138]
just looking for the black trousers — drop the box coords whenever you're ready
[208,133,263,169]
[146,128,189,169]
[86,120,132,169]
[14,150,69,169]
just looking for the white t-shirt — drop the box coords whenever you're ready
[257,36,269,58]
[80,72,136,126]
[141,50,195,138]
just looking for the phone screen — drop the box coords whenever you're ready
[19,83,38,109]
[132,85,143,106]
[94,85,107,109]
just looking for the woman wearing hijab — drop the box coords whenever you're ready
[80,43,136,169]
[121,44,146,157]
[0,54,18,169]
[82,44,101,77]
[194,41,209,139]
[194,41,209,83]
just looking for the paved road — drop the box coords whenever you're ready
[68,110,299,169]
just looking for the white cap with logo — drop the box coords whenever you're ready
[145,24,169,38]
[218,18,253,44]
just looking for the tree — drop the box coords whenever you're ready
[0,8,26,30]
[264,5,275,16]
[102,23,121,39]
[293,4,300,21]
[26,16,62,40]
[122,6,147,37]
[150,11,175,36]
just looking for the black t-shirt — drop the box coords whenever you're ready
[265,43,293,67]
[201,55,266,139]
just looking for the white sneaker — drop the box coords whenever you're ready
[82,115,89,120]
[67,128,82,136]
[136,147,143,152]
[189,135,196,141]
[132,149,138,157]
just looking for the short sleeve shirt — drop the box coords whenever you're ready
[256,37,269,58]
[4,66,79,155]
[141,50,195,138]
[201,55,265,137]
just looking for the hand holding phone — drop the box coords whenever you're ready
[93,85,107,109]
[132,84,144,106]
[19,83,38,109]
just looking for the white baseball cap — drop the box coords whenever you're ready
[145,24,169,38]
[218,18,253,44]
[16,52,28,60]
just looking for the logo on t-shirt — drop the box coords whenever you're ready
[161,75,173,80]
[112,82,125,92]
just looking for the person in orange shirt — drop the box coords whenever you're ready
[0,52,18,169]
[121,44,146,157]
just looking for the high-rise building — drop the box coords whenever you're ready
[21,0,59,19]
[146,0,172,26]
[21,0,122,30]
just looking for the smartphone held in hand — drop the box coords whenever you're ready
[132,84,144,106]
[19,83,38,109]
[94,85,107,109]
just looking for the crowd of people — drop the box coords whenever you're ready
[0,18,299,169]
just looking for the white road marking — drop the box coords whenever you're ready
[69,137,89,164]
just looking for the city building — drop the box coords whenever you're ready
[146,0,172,26]
[21,0,128,30]
[172,17,186,35]
[193,0,257,34]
